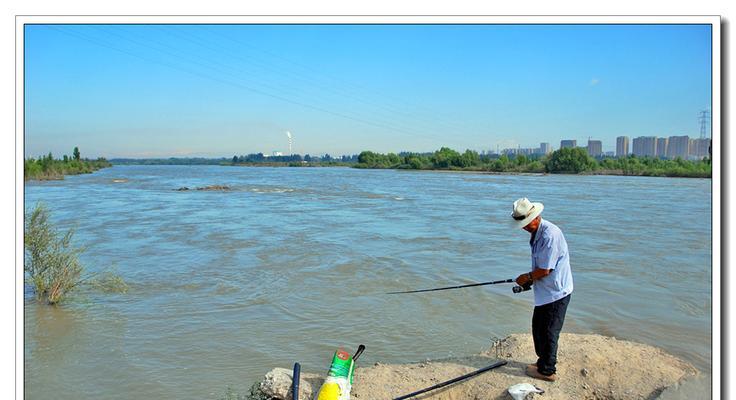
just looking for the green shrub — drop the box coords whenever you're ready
[24,203,84,304]
[24,203,127,304]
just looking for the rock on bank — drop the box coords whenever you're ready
[254,333,698,400]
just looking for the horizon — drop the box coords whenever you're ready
[24,24,712,159]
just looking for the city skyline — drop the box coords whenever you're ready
[24,24,712,158]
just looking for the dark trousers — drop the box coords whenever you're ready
[532,294,571,376]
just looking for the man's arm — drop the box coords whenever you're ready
[515,268,552,286]
[516,233,561,286]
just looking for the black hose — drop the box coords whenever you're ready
[392,360,507,400]
[292,362,300,400]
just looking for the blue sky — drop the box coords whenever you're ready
[24,24,712,158]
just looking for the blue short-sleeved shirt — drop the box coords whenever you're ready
[530,218,574,306]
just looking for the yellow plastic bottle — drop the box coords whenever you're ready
[315,349,354,400]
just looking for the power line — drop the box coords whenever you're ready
[200,25,478,136]
[45,25,452,146]
[144,25,460,139]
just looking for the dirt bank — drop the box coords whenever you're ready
[255,333,698,400]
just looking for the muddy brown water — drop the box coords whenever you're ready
[24,165,712,399]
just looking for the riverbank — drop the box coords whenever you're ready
[24,157,112,181]
[355,165,711,179]
[354,147,712,178]
[252,333,698,400]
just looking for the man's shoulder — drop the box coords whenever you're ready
[541,219,564,239]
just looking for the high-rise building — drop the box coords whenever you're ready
[540,142,551,154]
[690,138,711,159]
[587,139,602,157]
[560,139,577,149]
[632,136,657,157]
[616,136,629,157]
[666,136,690,159]
[656,137,669,158]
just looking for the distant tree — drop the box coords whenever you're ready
[386,153,401,166]
[459,149,481,168]
[515,154,528,166]
[63,155,69,162]
[545,147,597,173]
[73,147,80,161]
[304,154,312,162]
[432,147,461,168]
[232,155,238,164]
[357,151,376,165]
[404,154,425,169]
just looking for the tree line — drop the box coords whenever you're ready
[25,147,112,181]
[230,152,359,166]
[355,147,711,178]
[109,153,361,166]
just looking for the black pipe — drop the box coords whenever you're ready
[392,360,507,400]
[386,279,514,294]
[292,362,300,400]
[353,344,366,361]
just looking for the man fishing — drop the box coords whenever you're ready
[512,197,573,382]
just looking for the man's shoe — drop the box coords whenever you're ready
[525,365,557,382]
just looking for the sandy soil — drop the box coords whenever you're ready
[257,333,698,400]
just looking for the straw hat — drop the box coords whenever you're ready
[511,198,544,229]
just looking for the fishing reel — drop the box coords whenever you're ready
[512,282,532,293]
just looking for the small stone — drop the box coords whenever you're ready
[581,368,589,377]
[259,367,320,400]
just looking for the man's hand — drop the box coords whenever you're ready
[516,272,533,286]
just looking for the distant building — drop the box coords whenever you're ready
[502,147,537,156]
[690,138,711,159]
[616,136,629,157]
[272,151,284,157]
[604,151,615,157]
[587,139,602,157]
[656,137,669,158]
[560,139,577,149]
[632,136,657,157]
[540,142,551,154]
[666,136,689,159]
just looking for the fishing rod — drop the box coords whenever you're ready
[386,279,531,295]
[392,360,507,400]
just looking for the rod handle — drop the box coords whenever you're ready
[512,283,532,293]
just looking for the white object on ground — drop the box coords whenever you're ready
[507,382,545,400]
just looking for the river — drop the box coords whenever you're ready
[23,165,712,399]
